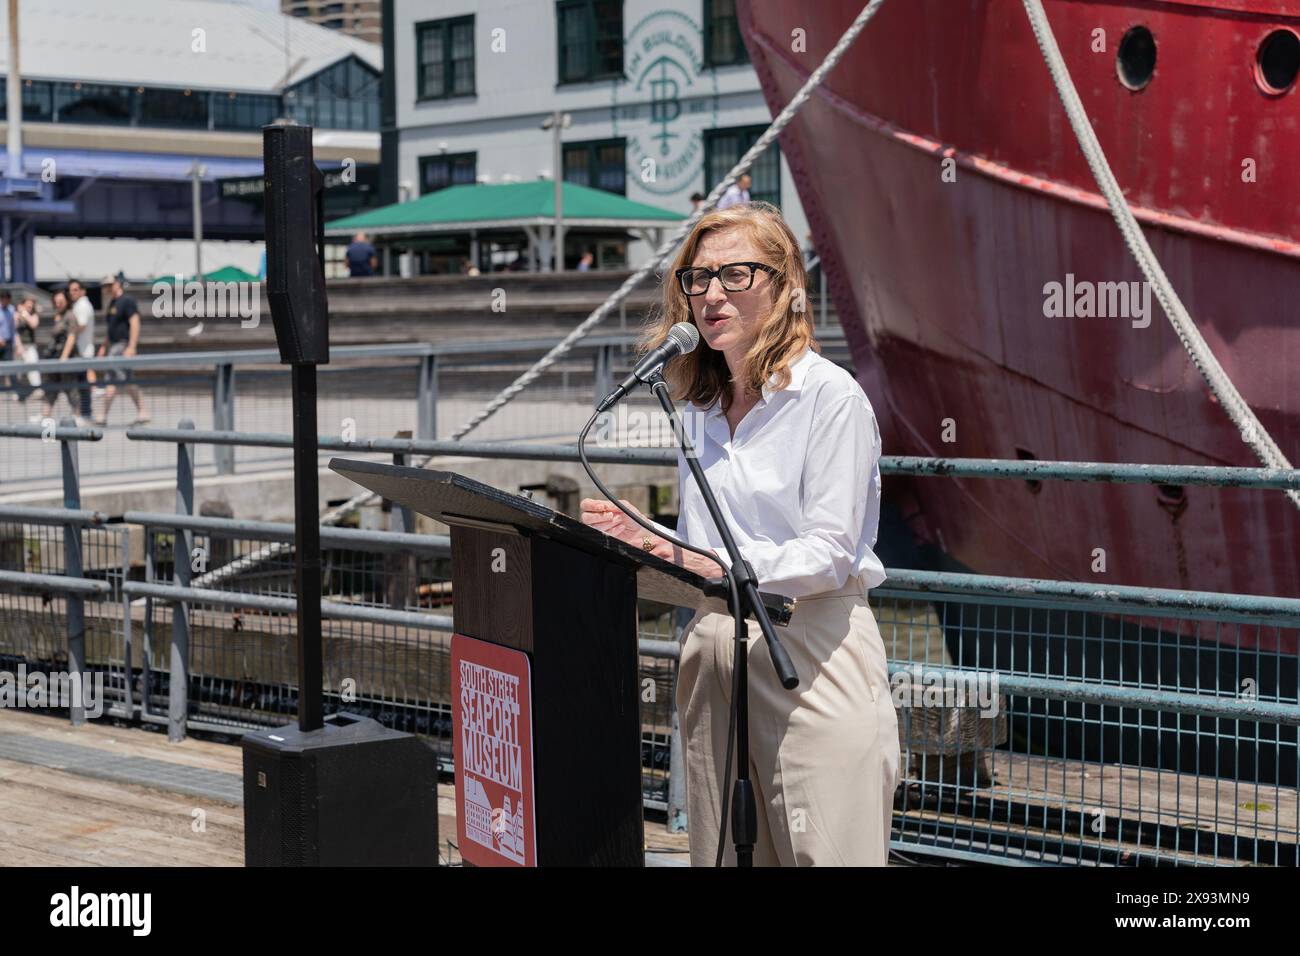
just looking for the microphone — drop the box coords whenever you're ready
[596,322,700,412]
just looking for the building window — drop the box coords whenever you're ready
[213,92,281,130]
[140,87,210,127]
[0,79,54,122]
[556,0,623,84]
[562,138,626,195]
[419,152,477,194]
[704,0,748,67]
[53,82,133,125]
[703,125,781,206]
[417,15,475,100]
[286,57,381,130]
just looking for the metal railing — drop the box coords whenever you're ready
[1,389,1297,865]
[0,332,853,487]
[871,573,1298,866]
[0,424,133,726]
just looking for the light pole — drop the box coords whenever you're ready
[7,0,23,187]
[190,159,208,279]
[540,111,571,272]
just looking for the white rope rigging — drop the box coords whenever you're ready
[1021,0,1300,510]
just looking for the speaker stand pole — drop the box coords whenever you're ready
[292,363,323,732]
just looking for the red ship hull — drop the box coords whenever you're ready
[738,0,1300,640]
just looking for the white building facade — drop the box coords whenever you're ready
[384,0,808,270]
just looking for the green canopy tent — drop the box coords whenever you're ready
[326,180,683,273]
[153,265,260,284]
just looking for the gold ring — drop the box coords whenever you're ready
[642,536,655,551]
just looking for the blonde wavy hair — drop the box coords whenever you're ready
[637,201,820,413]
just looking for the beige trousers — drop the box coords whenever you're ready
[677,574,899,866]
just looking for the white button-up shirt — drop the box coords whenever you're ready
[650,345,887,599]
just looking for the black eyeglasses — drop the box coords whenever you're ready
[675,261,779,296]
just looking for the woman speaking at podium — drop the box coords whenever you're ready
[580,202,899,866]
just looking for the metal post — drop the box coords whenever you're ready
[6,0,23,185]
[170,418,195,742]
[120,527,133,718]
[190,160,206,279]
[553,111,564,273]
[392,451,415,535]
[388,449,417,611]
[593,344,612,409]
[212,363,235,474]
[143,526,154,719]
[60,418,85,726]
[416,353,438,441]
[819,265,827,328]
[292,365,324,732]
[667,606,691,832]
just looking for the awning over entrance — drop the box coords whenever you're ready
[326,179,683,274]
[326,180,682,238]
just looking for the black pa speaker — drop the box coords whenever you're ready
[242,712,439,866]
[262,122,330,365]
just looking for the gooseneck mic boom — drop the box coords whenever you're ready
[596,321,700,412]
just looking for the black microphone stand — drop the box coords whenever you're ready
[644,368,798,867]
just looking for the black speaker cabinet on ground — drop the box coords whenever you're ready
[242,712,439,866]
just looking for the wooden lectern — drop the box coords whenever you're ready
[329,459,793,867]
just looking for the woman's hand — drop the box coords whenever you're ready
[579,497,660,551]
[579,497,724,578]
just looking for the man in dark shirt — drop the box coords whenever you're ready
[346,232,378,277]
[96,274,150,425]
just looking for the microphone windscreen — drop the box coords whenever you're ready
[668,321,700,354]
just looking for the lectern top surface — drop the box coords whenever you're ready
[329,458,792,624]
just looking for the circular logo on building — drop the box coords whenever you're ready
[614,10,720,198]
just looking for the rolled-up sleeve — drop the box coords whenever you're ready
[647,513,681,541]
[708,394,877,598]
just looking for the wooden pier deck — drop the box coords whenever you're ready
[0,709,691,867]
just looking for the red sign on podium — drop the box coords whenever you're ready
[451,633,537,867]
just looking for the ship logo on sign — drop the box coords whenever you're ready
[615,10,720,197]
[462,778,526,865]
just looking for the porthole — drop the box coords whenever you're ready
[1255,29,1300,95]
[1156,483,1185,503]
[1015,447,1042,495]
[1116,25,1157,90]
[1156,483,1188,518]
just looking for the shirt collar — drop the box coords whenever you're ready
[704,345,814,416]
[761,345,814,402]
